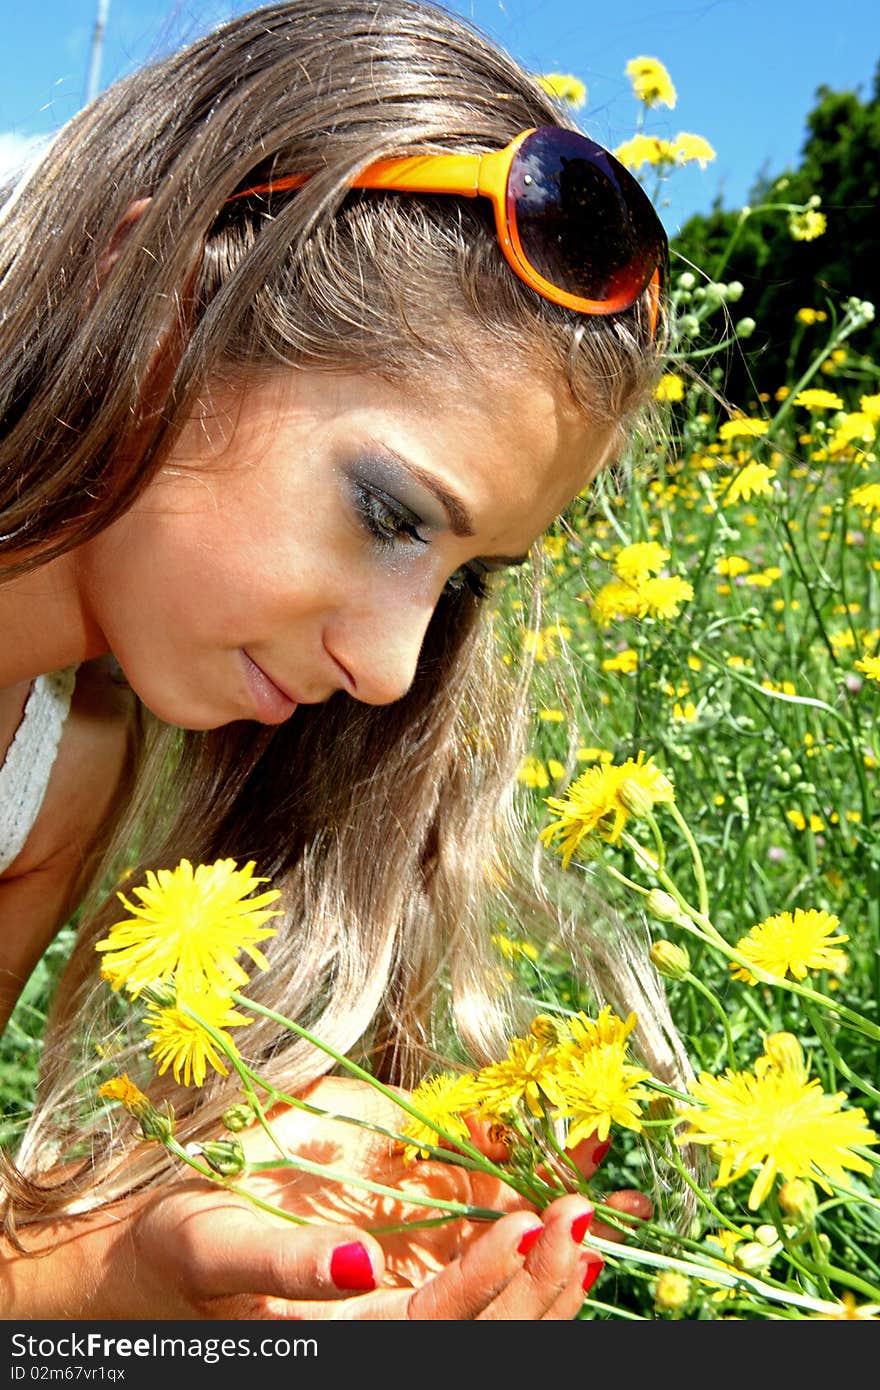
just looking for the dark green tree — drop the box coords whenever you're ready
[672,61,880,403]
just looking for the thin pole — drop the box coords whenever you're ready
[85,0,111,104]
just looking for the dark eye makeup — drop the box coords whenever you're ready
[351,478,491,600]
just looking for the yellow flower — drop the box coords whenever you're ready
[564,1004,637,1051]
[731,908,850,984]
[540,752,675,865]
[470,1035,559,1120]
[517,755,550,789]
[602,647,639,674]
[669,132,716,167]
[653,373,686,403]
[849,482,880,513]
[398,1072,478,1163]
[550,1042,651,1146]
[613,540,670,584]
[653,1270,691,1312]
[638,574,694,618]
[98,1074,151,1115]
[855,655,880,681]
[677,1034,877,1211]
[830,412,876,455]
[536,72,587,108]
[591,578,645,622]
[789,208,827,241]
[614,133,675,171]
[625,55,677,108]
[796,308,827,325]
[792,388,844,411]
[720,461,776,504]
[718,416,769,442]
[95,858,282,998]
[716,555,751,577]
[145,984,253,1089]
[860,393,880,423]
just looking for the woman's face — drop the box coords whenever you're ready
[77,366,613,729]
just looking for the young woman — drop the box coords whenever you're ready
[0,0,682,1319]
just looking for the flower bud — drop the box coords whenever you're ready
[137,1106,175,1146]
[726,280,744,302]
[617,777,657,818]
[649,939,691,981]
[653,1270,691,1311]
[140,979,177,1009]
[778,1178,818,1227]
[677,271,696,291]
[733,1240,778,1273]
[530,1013,568,1046]
[735,317,756,339]
[645,890,685,924]
[222,1102,257,1133]
[192,1139,248,1178]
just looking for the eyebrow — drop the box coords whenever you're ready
[381,445,531,569]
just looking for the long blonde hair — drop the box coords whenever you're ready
[1,0,689,1227]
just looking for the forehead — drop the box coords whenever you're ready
[266,364,614,550]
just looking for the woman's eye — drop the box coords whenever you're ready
[445,562,491,601]
[355,484,427,548]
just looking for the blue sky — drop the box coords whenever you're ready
[0,1,876,235]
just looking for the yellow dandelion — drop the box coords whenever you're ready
[849,482,880,514]
[638,574,694,618]
[98,1074,151,1115]
[145,984,253,1089]
[536,72,587,108]
[855,655,880,682]
[669,132,716,167]
[563,1004,637,1052]
[470,1035,558,1121]
[653,373,686,403]
[731,908,850,985]
[860,393,880,423]
[720,461,776,505]
[614,133,675,171]
[591,578,645,622]
[829,412,876,455]
[517,755,550,789]
[602,647,639,674]
[613,539,670,584]
[625,55,677,108]
[792,388,844,411]
[718,417,769,442]
[95,858,282,998]
[796,308,827,325]
[540,752,675,865]
[677,1034,877,1211]
[716,555,751,577]
[398,1072,479,1163]
[551,1042,652,1146]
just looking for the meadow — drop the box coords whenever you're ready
[2,56,878,1321]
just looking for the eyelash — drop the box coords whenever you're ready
[353,483,490,601]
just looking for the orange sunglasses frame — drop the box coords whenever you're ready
[229,127,664,334]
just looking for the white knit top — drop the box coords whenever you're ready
[0,666,78,874]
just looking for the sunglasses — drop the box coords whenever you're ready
[229,126,668,336]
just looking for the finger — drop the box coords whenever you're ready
[541,1246,605,1321]
[475,1194,597,1321]
[592,1188,653,1244]
[566,1133,612,1182]
[139,1187,386,1307]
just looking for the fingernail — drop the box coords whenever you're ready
[517,1224,544,1256]
[581,1254,604,1293]
[592,1139,611,1166]
[570,1206,595,1244]
[330,1241,376,1291]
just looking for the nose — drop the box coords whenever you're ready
[326,594,436,706]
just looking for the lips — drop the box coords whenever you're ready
[241,650,299,724]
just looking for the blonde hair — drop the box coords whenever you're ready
[1,0,690,1230]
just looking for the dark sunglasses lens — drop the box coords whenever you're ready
[509,127,667,306]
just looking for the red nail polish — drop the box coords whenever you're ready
[592,1139,611,1166]
[570,1207,595,1244]
[330,1241,376,1291]
[517,1225,544,1256]
[581,1255,604,1293]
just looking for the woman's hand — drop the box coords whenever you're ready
[2,1075,649,1319]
